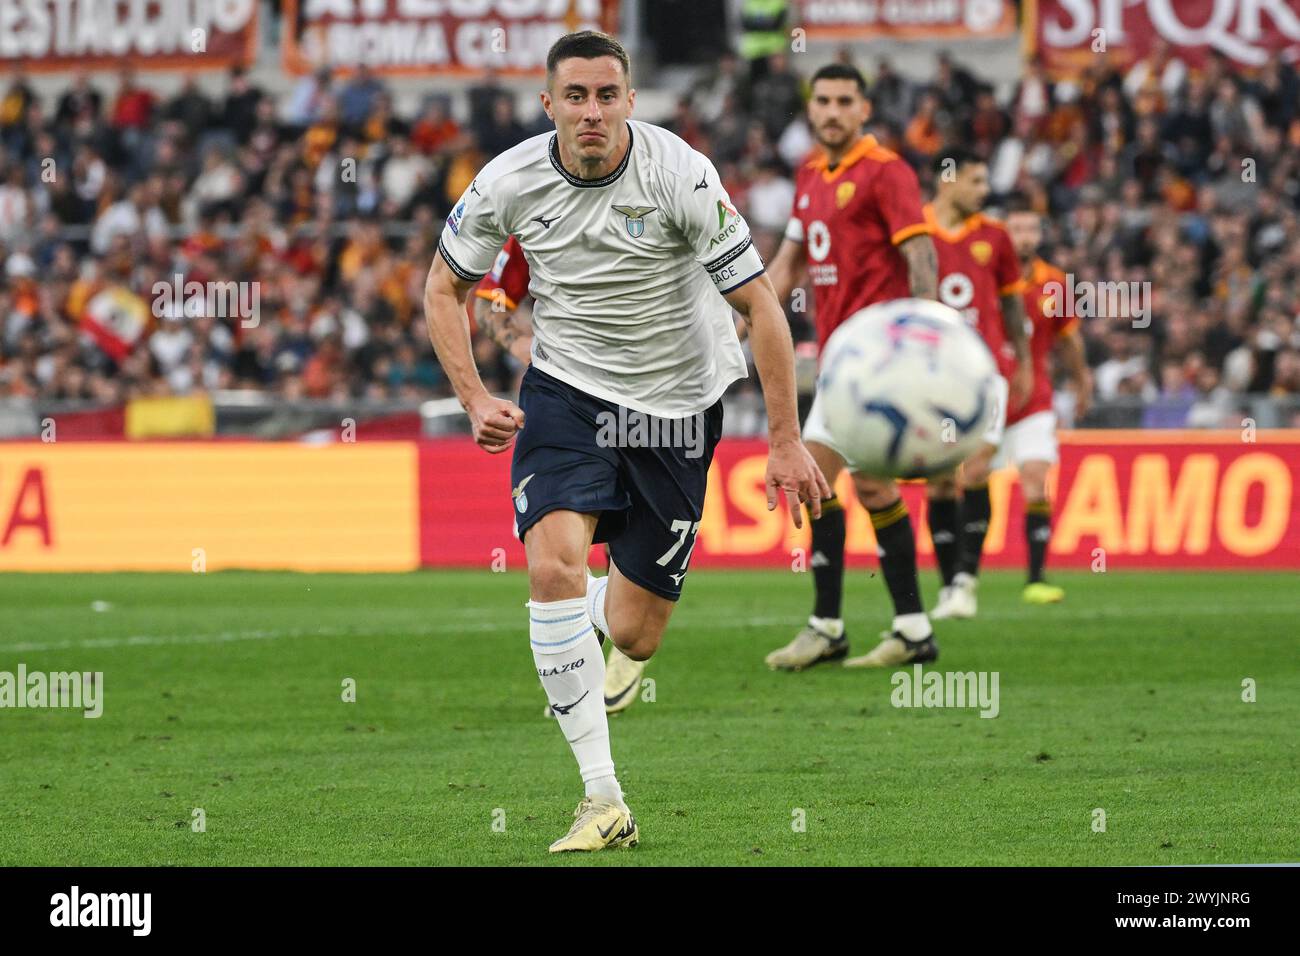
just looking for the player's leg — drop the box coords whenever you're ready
[925,467,966,619]
[1014,411,1064,603]
[765,438,850,671]
[842,472,939,668]
[945,374,1009,617]
[525,509,637,852]
[511,365,637,852]
[594,399,725,710]
[945,443,996,617]
[589,561,673,713]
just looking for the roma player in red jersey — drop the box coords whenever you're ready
[1001,198,1092,604]
[762,64,944,671]
[923,147,1032,621]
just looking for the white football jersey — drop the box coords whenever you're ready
[438,120,764,418]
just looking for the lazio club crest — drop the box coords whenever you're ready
[612,204,658,239]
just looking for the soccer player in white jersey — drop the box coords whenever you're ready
[424,31,828,853]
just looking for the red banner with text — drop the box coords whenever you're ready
[0,0,259,71]
[282,0,620,76]
[800,0,1015,40]
[1026,0,1300,75]
[418,432,1300,570]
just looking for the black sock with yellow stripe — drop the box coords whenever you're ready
[958,483,991,577]
[926,496,961,586]
[1025,499,1052,584]
[869,498,922,616]
[809,495,846,620]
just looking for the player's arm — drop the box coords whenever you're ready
[682,152,829,523]
[1000,291,1033,411]
[471,236,534,365]
[879,159,937,299]
[725,274,832,528]
[765,235,807,305]
[734,233,806,343]
[991,226,1031,410]
[898,233,938,299]
[1056,325,1092,421]
[473,292,533,366]
[425,253,525,452]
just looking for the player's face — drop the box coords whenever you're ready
[1005,212,1042,260]
[807,79,869,151]
[541,56,635,167]
[945,162,991,217]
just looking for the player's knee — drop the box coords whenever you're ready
[609,601,670,660]
[1020,462,1049,502]
[617,630,662,662]
[853,476,898,511]
[964,456,993,487]
[927,473,958,499]
[527,553,587,603]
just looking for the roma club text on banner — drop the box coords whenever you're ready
[800,0,1015,39]
[1026,0,1300,74]
[0,0,259,71]
[283,0,621,75]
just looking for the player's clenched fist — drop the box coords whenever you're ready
[766,438,833,530]
[467,394,525,453]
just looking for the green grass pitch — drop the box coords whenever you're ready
[1,569,1296,866]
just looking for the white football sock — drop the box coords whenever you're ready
[808,615,844,639]
[585,573,611,638]
[893,612,933,642]
[529,596,622,803]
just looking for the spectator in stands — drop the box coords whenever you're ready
[1,29,1298,427]
[90,181,168,255]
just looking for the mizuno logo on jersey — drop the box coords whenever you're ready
[612,204,658,239]
[694,173,708,191]
[532,214,562,229]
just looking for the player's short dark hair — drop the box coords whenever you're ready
[546,31,631,86]
[810,63,868,97]
[932,145,985,176]
[1002,192,1037,216]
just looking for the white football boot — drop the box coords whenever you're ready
[930,572,978,620]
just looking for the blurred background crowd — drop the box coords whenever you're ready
[1,33,1299,428]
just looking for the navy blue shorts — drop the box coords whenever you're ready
[510,365,723,601]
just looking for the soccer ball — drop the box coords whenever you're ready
[817,298,999,479]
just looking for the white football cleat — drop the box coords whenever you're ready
[548,796,639,853]
[931,572,978,620]
[604,642,646,714]
[764,622,848,671]
[843,630,939,668]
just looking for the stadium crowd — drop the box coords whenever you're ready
[1,41,1299,427]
